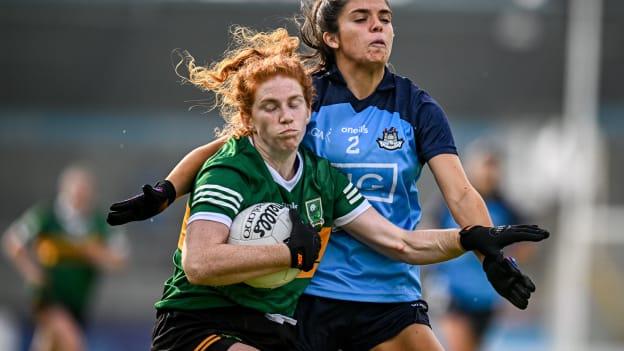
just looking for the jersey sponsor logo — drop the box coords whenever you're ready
[309,127,332,143]
[376,127,404,150]
[330,163,398,203]
[340,125,369,134]
[305,198,325,227]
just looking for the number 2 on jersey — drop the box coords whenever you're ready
[346,136,360,154]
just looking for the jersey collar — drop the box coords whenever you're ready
[247,136,303,192]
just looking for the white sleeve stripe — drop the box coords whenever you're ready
[193,190,241,208]
[343,182,354,194]
[345,187,359,200]
[195,184,243,202]
[348,193,363,205]
[333,200,371,227]
[192,197,239,213]
[187,212,233,228]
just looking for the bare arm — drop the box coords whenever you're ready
[182,220,291,286]
[83,237,128,272]
[428,154,492,260]
[342,208,465,265]
[428,154,492,228]
[166,136,228,198]
[2,227,44,286]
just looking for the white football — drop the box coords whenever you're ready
[228,202,300,289]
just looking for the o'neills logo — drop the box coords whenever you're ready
[377,127,404,150]
[243,203,283,238]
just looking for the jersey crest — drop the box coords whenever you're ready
[305,197,324,227]
[376,127,404,150]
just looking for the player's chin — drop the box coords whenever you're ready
[280,142,299,153]
[278,135,302,149]
[365,51,390,65]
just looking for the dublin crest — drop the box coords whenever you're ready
[376,127,404,150]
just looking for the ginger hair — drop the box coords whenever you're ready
[178,27,314,138]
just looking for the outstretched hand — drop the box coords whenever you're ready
[460,224,549,257]
[106,180,176,226]
[483,254,536,309]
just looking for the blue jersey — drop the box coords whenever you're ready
[301,65,457,302]
[434,195,522,310]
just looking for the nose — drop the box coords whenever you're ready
[371,17,383,32]
[280,109,294,124]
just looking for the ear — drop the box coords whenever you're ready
[322,31,340,50]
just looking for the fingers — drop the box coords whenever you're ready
[506,276,535,310]
[109,197,135,211]
[484,255,538,310]
[498,225,550,247]
[507,289,529,310]
[520,274,536,292]
[511,225,550,238]
[512,281,532,300]
[106,211,131,226]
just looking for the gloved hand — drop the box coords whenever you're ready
[460,224,549,257]
[285,209,321,271]
[483,254,536,309]
[106,180,176,226]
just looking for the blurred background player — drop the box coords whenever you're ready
[2,165,128,351]
[426,141,536,351]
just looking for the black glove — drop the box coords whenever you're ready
[460,224,549,257]
[483,254,536,309]
[285,209,321,272]
[106,180,176,226]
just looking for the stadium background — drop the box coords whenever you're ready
[0,0,622,350]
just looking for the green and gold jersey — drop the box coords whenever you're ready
[10,202,122,315]
[155,137,370,316]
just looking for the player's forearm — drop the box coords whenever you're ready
[84,242,127,271]
[447,187,493,228]
[182,243,291,286]
[3,234,43,284]
[166,137,227,198]
[399,228,465,264]
[344,208,465,264]
[446,187,492,261]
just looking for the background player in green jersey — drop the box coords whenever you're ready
[2,165,128,351]
[139,27,548,351]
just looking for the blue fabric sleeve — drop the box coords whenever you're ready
[414,102,458,163]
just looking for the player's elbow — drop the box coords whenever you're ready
[377,236,420,264]
[182,252,213,285]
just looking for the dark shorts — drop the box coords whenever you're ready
[294,294,431,351]
[447,298,495,341]
[151,307,297,351]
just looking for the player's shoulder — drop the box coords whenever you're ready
[200,137,261,175]
[390,72,447,126]
[25,202,54,220]
[391,72,439,108]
